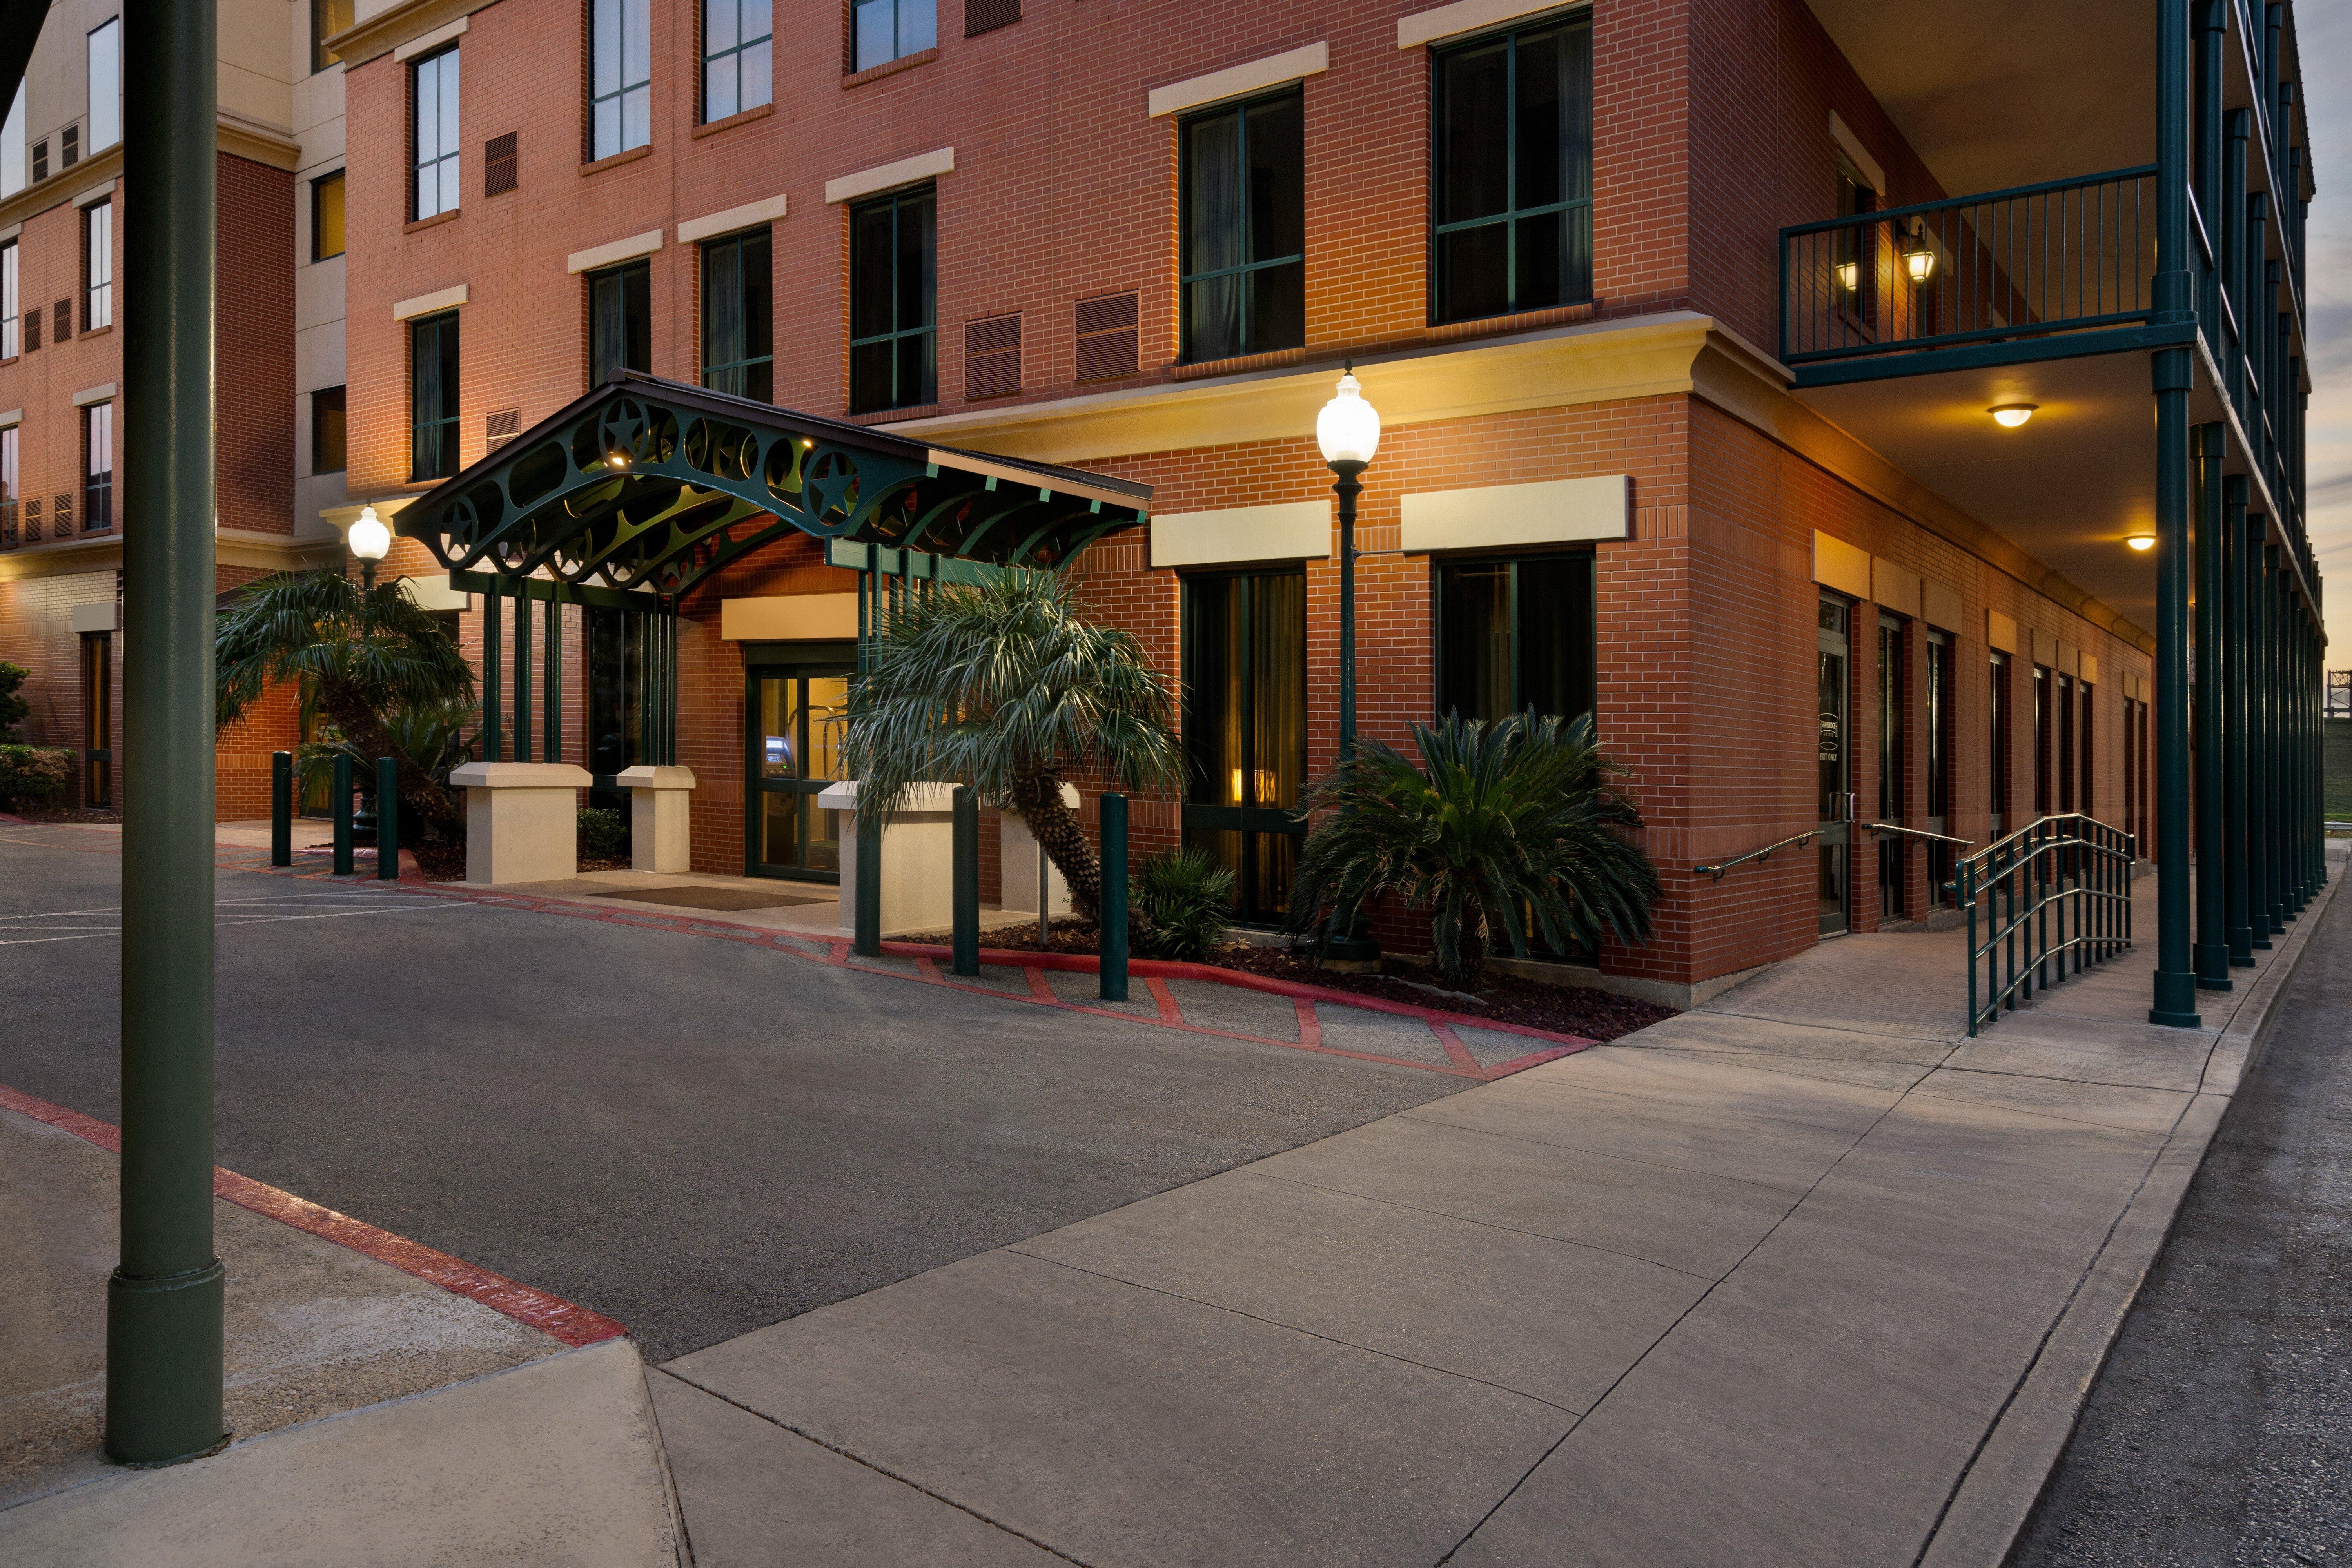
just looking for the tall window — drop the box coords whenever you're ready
[2055,672,2075,813]
[848,189,935,413]
[412,47,461,220]
[312,0,354,73]
[410,311,460,480]
[312,385,347,474]
[701,0,773,122]
[701,229,773,401]
[82,201,111,330]
[852,0,934,72]
[2080,683,2094,820]
[1835,153,1877,319]
[1989,650,2011,833]
[1183,569,1306,925]
[592,0,652,159]
[1432,13,1592,324]
[86,19,120,152]
[1,239,16,358]
[0,425,17,548]
[590,258,652,384]
[83,402,113,532]
[2032,664,2051,816]
[82,631,112,806]
[1436,554,1595,725]
[1180,91,1302,363]
[1878,615,1905,918]
[1925,630,1953,904]
[312,171,346,261]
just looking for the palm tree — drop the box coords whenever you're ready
[1284,711,1662,982]
[841,569,1180,918]
[216,570,476,839]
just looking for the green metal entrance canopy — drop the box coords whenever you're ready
[395,371,1152,594]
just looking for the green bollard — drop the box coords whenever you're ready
[853,793,881,958]
[332,754,354,876]
[270,751,292,867]
[952,786,979,977]
[376,757,399,880]
[1099,793,1129,1002]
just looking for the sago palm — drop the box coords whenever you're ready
[217,570,477,838]
[842,569,1179,918]
[1285,711,1661,982]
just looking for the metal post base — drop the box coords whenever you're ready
[2148,971,2203,1029]
[105,1259,226,1465]
[2194,944,2234,991]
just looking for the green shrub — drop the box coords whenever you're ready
[0,745,73,810]
[1134,847,1236,961]
[577,807,628,861]
[0,662,29,740]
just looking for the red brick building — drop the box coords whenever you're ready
[326,0,2319,1007]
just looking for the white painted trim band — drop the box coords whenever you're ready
[566,229,665,275]
[392,283,468,321]
[71,177,116,207]
[824,148,954,205]
[1397,0,1586,50]
[0,408,19,428]
[677,194,789,245]
[392,15,468,62]
[1399,475,1628,552]
[1148,44,1327,118]
[72,382,117,407]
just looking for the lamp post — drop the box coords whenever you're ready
[1316,365,1381,964]
[1316,363,1381,757]
[347,503,390,596]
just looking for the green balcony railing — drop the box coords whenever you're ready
[1952,813,2137,1036]
[1779,166,2158,366]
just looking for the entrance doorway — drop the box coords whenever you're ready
[1817,595,1851,935]
[746,663,849,881]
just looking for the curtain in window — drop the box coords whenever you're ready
[1181,94,1301,361]
[1433,16,1592,323]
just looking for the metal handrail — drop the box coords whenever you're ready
[1693,829,1817,883]
[1953,813,2138,1036]
[1865,821,1971,847]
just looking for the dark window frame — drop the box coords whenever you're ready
[409,310,461,481]
[1180,565,1308,927]
[591,0,652,159]
[1430,549,1597,728]
[701,0,774,123]
[311,0,354,74]
[851,0,936,73]
[1428,10,1595,325]
[1177,88,1305,363]
[81,199,110,331]
[81,400,113,532]
[311,385,347,474]
[700,227,774,401]
[846,187,936,413]
[1,238,16,359]
[1989,649,2011,831]
[311,169,346,261]
[410,45,461,221]
[588,257,653,385]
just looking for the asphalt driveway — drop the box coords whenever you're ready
[0,824,1466,1360]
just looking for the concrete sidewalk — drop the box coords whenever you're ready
[653,854,2340,1567]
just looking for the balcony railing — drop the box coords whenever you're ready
[1779,167,2158,365]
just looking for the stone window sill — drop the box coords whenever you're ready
[843,48,937,89]
[692,102,775,140]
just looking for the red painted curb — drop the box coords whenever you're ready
[0,1082,627,1349]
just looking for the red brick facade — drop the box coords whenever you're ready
[337,0,2154,993]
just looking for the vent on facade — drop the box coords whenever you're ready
[52,301,69,343]
[485,408,520,450]
[964,314,1021,400]
[53,494,71,534]
[29,140,45,183]
[965,0,1020,37]
[61,124,78,167]
[22,499,39,543]
[22,302,38,352]
[1073,291,1139,381]
[484,133,518,197]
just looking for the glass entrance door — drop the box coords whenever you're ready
[1818,595,1851,935]
[748,666,849,880]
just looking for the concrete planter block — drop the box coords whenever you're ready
[816,781,959,936]
[998,783,1080,917]
[614,765,698,874]
[448,762,595,886]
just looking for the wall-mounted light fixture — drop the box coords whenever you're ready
[1989,403,2038,428]
[1836,259,1859,292]
[2126,532,2156,551]
[1902,220,1935,284]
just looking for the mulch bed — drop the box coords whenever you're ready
[407,841,634,882]
[4,805,122,824]
[898,918,1679,1042]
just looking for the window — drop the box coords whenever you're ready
[2055,672,2075,813]
[82,402,113,532]
[702,0,773,122]
[412,47,461,220]
[312,385,347,474]
[592,0,651,159]
[1878,615,1904,918]
[61,125,77,168]
[312,0,354,73]
[1925,629,1954,905]
[82,201,111,330]
[2032,664,2050,816]
[1180,92,1302,363]
[312,171,346,261]
[847,189,935,413]
[700,229,773,401]
[410,311,460,480]
[1436,554,1595,726]
[86,20,120,152]
[0,425,17,548]
[1,83,23,196]
[853,0,935,72]
[1182,569,1306,926]
[1835,152,1877,319]
[2080,683,2094,821]
[1989,650,2011,833]
[1,239,15,358]
[590,258,652,384]
[1432,13,1593,324]
[82,631,112,806]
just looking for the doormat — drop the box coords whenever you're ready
[606,884,831,912]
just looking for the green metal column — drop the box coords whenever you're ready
[543,583,562,763]
[2224,479,2253,965]
[376,756,399,880]
[269,751,292,868]
[107,0,224,1463]
[951,785,978,977]
[2192,424,2230,989]
[514,588,533,762]
[2246,526,2272,947]
[483,576,503,763]
[2267,553,2290,929]
[1098,793,1129,1003]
